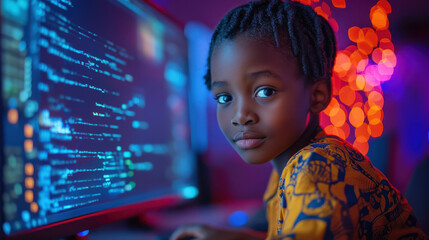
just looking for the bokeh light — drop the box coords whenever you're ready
[7,109,18,124]
[296,0,394,155]
[331,0,346,9]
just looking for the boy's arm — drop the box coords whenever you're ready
[170,224,266,240]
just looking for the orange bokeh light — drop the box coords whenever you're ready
[344,45,358,55]
[324,96,340,116]
[353,140,369,155]
[24,140,33,153]
[355,122,370,143]
[30,202,39,213]
[363,28,378,48]
[348,78,360,91]
[339,86,356,106]
[24,124,34,138]
[25,163,34,176]
[330,107,346,127]
[356,75,366,90]
[340,122,351,139]
[334,52,352,75]
[348,26,364,43]
[381,49,397,67]
[357,41,373,55]
[314,6,329,20]
[369,121,384,137]
[350,50,366,68]
[332,0,346,8]
[368,91,384,108]
[7,109,18,124]
[324,125,346,139]
[25,190,33,203]
[379,38,394,51]
[309,0,393,156]
[367,106,383,125]
[345,69,357,83]
[25,177,34,189]
[372,48,383,64]
[370,6,389,30]
[349,107,365,127]
[324,125,335,135]
[352,100,363,109]
[377,0,392,14]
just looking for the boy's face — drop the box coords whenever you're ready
[210,35,311,165]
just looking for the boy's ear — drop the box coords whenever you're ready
[309,80,331,114]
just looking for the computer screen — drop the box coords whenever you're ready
[1,0,197,238]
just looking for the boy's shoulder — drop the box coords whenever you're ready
[280,134,375,186]
[289,134,367,168]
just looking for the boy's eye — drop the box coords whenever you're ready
[255,88,276,98]
[215,94,232,104]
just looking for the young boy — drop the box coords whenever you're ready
[171,0,427,239]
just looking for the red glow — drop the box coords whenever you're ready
[332,0,346,8]
[376,29,391,40]
[377,0,392,14]
[328,17,339,32]
[379,38,394,51]
[321,2,331,16]
[372,48,383,63]
[314,6,329,20]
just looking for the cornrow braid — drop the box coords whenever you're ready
[204,0,337,96]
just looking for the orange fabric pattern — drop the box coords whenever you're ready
[264,133,427,239]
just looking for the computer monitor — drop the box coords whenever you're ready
[1,0,197,239]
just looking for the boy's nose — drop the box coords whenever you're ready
[231,105,258,126]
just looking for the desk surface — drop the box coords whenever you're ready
[88,201,264,240]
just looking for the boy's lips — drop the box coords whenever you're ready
[233,132,266,150]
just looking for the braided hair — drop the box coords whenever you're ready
[204,0,337,96]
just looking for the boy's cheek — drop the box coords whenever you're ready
[216,111,233,136]
[216,119,232,142]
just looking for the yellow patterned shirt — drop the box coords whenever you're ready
[264,132,427,240]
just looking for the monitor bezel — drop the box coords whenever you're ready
[3,195,182,240]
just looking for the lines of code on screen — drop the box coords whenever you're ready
[1,0,195,235]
